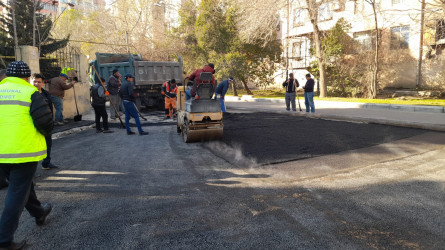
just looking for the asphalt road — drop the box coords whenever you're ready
[2,110,444,249]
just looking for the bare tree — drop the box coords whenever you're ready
[11,0,18,48]
[304,0,328,97]
[364,0,380,98]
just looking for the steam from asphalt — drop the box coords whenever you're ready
[205,141,259,169]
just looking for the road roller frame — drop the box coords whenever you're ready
[176,77,224,143]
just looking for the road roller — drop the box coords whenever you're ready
[176,72,223,143]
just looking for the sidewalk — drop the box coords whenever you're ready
[225,96,445,132]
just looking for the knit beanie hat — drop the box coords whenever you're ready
[6,61,31,78]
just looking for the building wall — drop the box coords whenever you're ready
[278,0,441,89]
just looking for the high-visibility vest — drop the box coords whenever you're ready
[0,77,47,163]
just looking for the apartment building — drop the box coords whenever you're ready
[279,0,445,89]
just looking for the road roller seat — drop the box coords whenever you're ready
[185,72,220,113]
[194,72,214,100]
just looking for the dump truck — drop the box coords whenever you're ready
[89,53,183,109]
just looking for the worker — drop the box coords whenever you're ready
[188,63,215,98]
[119,73,148,135]
[0,69,7,189]
[91,77,113,133]
[162,79,177,119]
[0,61,53,250]
[214,77,233,113]
[48,73,77,125]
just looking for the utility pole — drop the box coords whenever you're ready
[416,0,426,88]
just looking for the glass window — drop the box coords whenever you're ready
[292,42,302,58]
[391,26,410,50]
[293,9,307,27]
[354,30,376,51]
[318,2,333,21]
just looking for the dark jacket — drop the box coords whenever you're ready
[282,79,299,93]
[119,80,135,102]
[30,91,53,136]
[303,78,315,93]
[107,74,120,95]
[91,83,107,106]
[215,80,230,97]
[41,88,53,114]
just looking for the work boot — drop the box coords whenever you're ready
[127,131,135,135]
[0,240,26,250]
[96,129,103,133]
[139,131,149,136]
[42,163,59,170]
[103,129,114,133]
[36,203,52,226]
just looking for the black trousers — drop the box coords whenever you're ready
[93,105,109,130]
[41,135,52,167]
[0,162,45,245]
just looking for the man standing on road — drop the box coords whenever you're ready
[33,73,61,170]
[48,73,76,125]
[303,73,315,113]
[107,69,124,119]
[283,73,299,111]
[0,61,53,250]
[214,77,233,113]
[91,77,113,134]
[162,79,177,119]
[119,74,148,135]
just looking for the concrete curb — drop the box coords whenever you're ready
[225,96,445,114]
[303,113,445,132]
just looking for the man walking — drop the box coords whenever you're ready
[119,74,148,135]
[32,73,60,170]
[303,73,315,113]
[0,61,53,250]
[214,77,233,113]
[91,77,113,133]
[107,69,124,119]
[283,73,299,111]
[48,73,76,125]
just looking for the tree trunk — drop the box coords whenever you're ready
[12,0,18,48]
[306,0,327,97]
[241,80,252,95]
[232,80,238,96]
[370,0,379,98]
[32,0,37,47]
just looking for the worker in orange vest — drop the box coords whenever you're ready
[162,79,177,119]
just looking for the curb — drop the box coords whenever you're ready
[225,96,445,114]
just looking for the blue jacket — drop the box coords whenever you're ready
[215,80,230,97]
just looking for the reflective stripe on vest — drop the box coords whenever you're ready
[0,77,47,163]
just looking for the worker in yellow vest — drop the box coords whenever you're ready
[0,61,54,250]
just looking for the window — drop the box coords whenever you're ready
[436,20,445,42]
[293,9,307,27]
[390,26,410,50]
[292,42,303,58]
[354,30,376,51]
[392,0,404,5]
[318,2,333,21]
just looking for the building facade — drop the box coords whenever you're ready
[279,0,445,89]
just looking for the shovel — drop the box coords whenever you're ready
[73,85,82,122]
